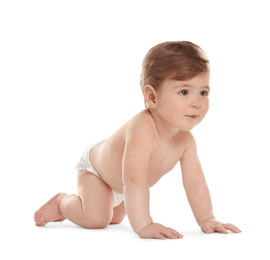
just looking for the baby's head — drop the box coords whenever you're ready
[140,41,210,106]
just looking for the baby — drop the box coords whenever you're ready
[34,41,241,239]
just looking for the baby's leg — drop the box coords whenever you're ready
[60,170,114,228]
[34,170,115,228]
[110,201,126,224]
[34,193,68,226]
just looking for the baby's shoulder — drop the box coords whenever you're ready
[124,110,156,140]
[176,131,197,156]
[174,130,196,150]
[179,131,195,142]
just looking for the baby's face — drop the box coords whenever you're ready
[155,71,210,132]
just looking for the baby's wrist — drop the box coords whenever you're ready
[199,217,215,227]
[137,221,153,235]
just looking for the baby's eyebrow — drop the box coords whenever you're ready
[173,84,210,90]
[173,84,192,89]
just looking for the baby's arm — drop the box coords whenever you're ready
[122,121,182,239]
[180,133,241,234]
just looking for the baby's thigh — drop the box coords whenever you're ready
[77,170,114,217]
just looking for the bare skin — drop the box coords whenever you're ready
[35,171,126,228]
[34,72,241,238]
[34,193,67,226]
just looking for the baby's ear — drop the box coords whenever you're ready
[144,85,157,108]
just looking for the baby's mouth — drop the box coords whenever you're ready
[185,115,198,120]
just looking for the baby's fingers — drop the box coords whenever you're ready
[160,229,177,239]
[160,228,182,239]
[223,224,241,233]
[167,228,184,238]
[215,225,228,234]
[155,233,166,239]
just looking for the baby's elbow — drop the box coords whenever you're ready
[183,178,207,191]
[123,178,148,190]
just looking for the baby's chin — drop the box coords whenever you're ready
[179,127,196,132]
[178,123,200,132]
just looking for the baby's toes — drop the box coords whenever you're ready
[34,211,46,226]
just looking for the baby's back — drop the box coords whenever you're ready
[90,109,186,194]
[89,112,143,193]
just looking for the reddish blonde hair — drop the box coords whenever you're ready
[140,41,210,105]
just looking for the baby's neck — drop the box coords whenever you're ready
[147,109,182,141]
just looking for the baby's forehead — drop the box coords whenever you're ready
[162,72,210,88]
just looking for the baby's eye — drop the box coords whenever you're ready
[179,90,189,95]
[200,90,209,96]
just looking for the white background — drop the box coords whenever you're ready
[1,0,269,259]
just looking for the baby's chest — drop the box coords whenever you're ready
[148,149,183,184]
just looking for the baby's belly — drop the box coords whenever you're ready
[100,168,124,194]
[91,153,124,193]
[90,142,178,193]
[101,167,170,193]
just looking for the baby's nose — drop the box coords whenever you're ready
[190,98,201,108]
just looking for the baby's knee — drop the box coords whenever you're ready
[81,217,110,229]
[110,214,125,225]
[80,212,111,229]
[110,219,123,225]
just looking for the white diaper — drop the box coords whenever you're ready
[75,141,124,208]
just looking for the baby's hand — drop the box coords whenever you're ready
[139,223,183,239]
[200,218,241,234]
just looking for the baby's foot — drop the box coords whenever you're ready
[54,216,66,222]
[34,193,67,226]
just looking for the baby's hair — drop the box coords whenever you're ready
[140,41,210,106]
